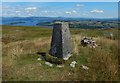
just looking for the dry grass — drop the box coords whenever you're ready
[71,34,118,81]
[3,37,51,58]
[2,26,119,81]
[72,35,81,55]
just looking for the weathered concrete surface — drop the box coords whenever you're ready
[49,22,72,60]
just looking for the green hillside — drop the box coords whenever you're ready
[2,25,119,81]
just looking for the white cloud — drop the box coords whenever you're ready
[90,9,104,13]
[76,4,84,7]
[25,7,37,10]
[15,11,20,13]
[25,7,37,15]
[72,10,77,13]
[43,11,49,13]
[65,11,71,14]
[65,10,77,14]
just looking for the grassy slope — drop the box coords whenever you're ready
[2,25,119,81]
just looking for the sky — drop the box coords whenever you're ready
[1,2,118,18]
[1,0,119,2]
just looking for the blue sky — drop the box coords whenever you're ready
[2,2,118,18]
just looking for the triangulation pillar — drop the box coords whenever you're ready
[49,21,72,60]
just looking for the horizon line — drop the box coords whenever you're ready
[1,16,118,19]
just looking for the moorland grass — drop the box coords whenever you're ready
[2,25,119,81]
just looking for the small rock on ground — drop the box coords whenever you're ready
[82,65,89,70]
[70,61,77,68]
[56,65,64,68]
[45,62,53,67]
[37,57,42,61]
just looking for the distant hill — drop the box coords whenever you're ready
[1,17,118,29]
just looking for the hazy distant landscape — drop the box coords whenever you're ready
[1,17,119,29]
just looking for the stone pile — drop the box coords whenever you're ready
[81,37,97,48]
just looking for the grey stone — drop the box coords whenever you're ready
[56,65,64,68]
[45,62,53,67]
[49,21,72,60]
[70,61,77,68]
[81,65,89,70]
[37,57,42,61]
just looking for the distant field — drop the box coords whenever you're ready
[2,25,119,81]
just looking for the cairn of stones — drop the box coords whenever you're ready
[49,21,72,60]
[81,37,97,48]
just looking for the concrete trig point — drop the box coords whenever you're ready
[49,21,72,60]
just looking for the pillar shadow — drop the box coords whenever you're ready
[36,51,63,65]
[36,52,46,57]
